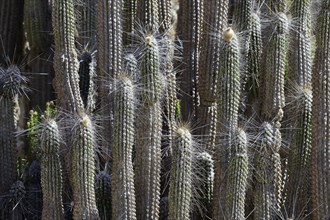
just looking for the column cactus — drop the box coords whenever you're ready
[39,115,64,220]
[311,0,330,218]
[225,128,248,220]
[213,28,241,218]
[177,0,203,120]
[254,122,282,220]
[95,170,112,220]
[52,0,83,112]
[71,112,99,219]
[195,152,214,219]
[135,33,163,220]
[197,0,229,151]
[97,0,124,158]
[168,125,193,220]
[285,0,313,217]
[112,74,136,219]
[0,66,26,194]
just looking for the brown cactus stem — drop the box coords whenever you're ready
[177,0,203,121]
[52,0,83,112]
[311,1,330,219]
[97,0,124,161]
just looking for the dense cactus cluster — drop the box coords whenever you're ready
[0,0,330,219]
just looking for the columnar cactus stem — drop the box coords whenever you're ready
[254,122,282,220]
[197,0,229,151]
[226,128,248,220]
[136,0,159,30]
[24,0,50,55]
[40,117,64,220]
[135,34,163,220]
[196,152,214,219]
[168,126,193,220]
[97,0,124,155]
[95,171,112,220]
[177,0,203,120]
[112,74,136,220]
[71,113,99,219]
[232,0,253,112]
[199,0,229,105]
[213,28,241,218]
[123,0,137,44]
[52,0,83,112]
[285,0,313,216]
[0,66,26,194]
[311,1,330,219]
[261,12,288,121]
[76,0,97,46]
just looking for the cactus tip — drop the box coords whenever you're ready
[223,28,235,42]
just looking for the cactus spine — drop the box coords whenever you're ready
[311,1,330,218]
[112,74,136,219]
[71,113,99,219]
[40,117,64,220]
[168,126,193,220]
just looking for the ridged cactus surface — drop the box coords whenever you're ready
[1,1,330,220]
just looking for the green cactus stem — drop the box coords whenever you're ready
[196,152,214,219]
[112,74,136,220]
[245,12,262,115]
[285,86,312,218]
[0,66,26,194]
[311,1,330,219]
[71,113,99,219]
[27,110,41,160]
[95,171,112,220]
[135,33,163,220]
[232,0,253,112]
[168,126,193,220]
[24,0,51,54]
[284,0,313,216]
[52,0,83,112]
[123,53,138,80]
[225,128,248,220]
[261,12,288,121]
[40,117,64,220]
[213,27,242,218]
[254,122,282,220]
[97,0,124,157]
